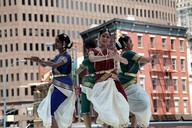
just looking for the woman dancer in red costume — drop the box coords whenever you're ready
[82,28,130,128]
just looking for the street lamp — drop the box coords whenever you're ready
[3,59,26,128]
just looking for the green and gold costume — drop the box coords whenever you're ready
[81,58,96,114]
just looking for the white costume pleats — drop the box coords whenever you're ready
[82,78,129,128]
[125,83,151,127]
[37,84,76,128]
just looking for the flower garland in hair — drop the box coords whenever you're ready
[116,40,122,48]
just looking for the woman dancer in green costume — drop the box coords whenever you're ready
[76,39,97,128]
[116,35,160,128]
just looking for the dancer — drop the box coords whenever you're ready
[116,35,160,128]
[76,39,97,128]
[26,33,76,128]
[82,28,130,128]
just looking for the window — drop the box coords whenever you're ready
[35,29,38,36]
[4,29,7,37]
[46,29,49,36]
[10,44,13,51]
[10,29,12,37]
[111,6,114,14]
[41,43,44,51]
[29,28,32,36]
[34,14,37,21]
[41,29,44,36]
[9,14,12,22]
[30,43,33,51]
[5,44,8,52]
[45,0,48,6]
[62,16,65,23]
[23,28,26,36]
[75,1,78,10]
[115,6,118,14]
[171,39,176,50]
[85,2,87,11]
[67,16,70,24]
[150,37,155,48]
[24,43,27,51]
[152,78,157,90]
[173,79,178,92]
[138,35,143,47]
[40,14,43,22]
[162,38,167,49]
[15,13,17,21]
[81,18,84,25]
[22,13,26,21]
[153,99,158,113]
[180,40,184,51]
[15,28,18,36]
[66,0,69,8]
[0,60,2,67]
[46,15,49,22]
[16,43,18,51]
[34,0,37,5]
[51,0,54,7]
[57,15,60,23]
[39,0,42,6]
[16,73,19,81]
[181,59,185,71]
[71,17,74,24]
[35,43,39,51]
[17,88,19,96]
[31,73,34,80]
[25,88,28,95]
[166,99,171,112]
[94,3,96,12]
[165,78,169,91]
[163,58,168,67]
[171,58,176,70]
[183,100,188,113]
[25,73,28,80]
[52,29,55,37]
[174,99,180,114]
[182,79,187,92]
[76,17,79,25]
[56,0,59,7]
[11,88,14,96]
[80,2,83,10]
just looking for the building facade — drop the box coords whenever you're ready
[176,0,192,35]
[0,0,178,127]
[80,18,191,121]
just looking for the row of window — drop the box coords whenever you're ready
[0,8,176,24]
[0,86,33,97]
[0,42,54,53]
[150,57,186,71]
[0,0,176,8]
[153,98,189,114]
[0,57,52,68]
[138,35,185,51]
[151,77,187,92]
[0,72,39,83]
[0,28,80,39]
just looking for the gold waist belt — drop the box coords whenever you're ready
[95,69,114,74]
[85,74,95,77]
[124,72,137,77]
[53,74,68,77]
